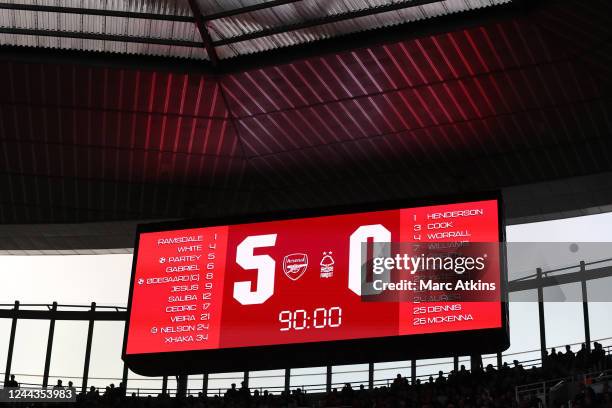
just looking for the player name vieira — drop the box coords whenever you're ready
[373,279,496,291]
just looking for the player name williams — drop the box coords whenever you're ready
[373,279,496,291]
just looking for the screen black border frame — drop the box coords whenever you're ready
[122,191,509,376]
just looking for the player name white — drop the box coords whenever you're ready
[157,236,203,246]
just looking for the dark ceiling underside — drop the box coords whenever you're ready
[0,0,611,225]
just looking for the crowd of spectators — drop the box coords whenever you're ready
[3,343,611,408]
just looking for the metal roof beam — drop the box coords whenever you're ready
[509,265,612,292]
[202,0,302,21]
[187,0,219,65]
[212,0,439,46]
[0,309,127,321]
[0,27,204,48]
[0,2,194,22]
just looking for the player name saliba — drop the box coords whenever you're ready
[373,279,496,292]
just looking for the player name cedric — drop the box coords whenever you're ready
[372,279,496,292]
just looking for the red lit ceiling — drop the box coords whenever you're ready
[0,0,611,224]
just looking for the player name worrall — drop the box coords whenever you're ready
[426,230,471,239]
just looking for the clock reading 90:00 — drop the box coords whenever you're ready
[279,307,342,331]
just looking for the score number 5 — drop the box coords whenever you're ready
[233,234,278,305]
[233,225,391,305]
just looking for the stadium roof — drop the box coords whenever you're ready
[0,0,511,63]
[0,0,611,234]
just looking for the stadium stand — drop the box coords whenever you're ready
[2,1,612,407]
[4,342,611,407]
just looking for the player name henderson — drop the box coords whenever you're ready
[372,279,496,292]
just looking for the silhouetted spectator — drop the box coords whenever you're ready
[224,382,238,400]
[5,374,19,388]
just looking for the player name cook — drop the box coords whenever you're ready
[157,235,203,245]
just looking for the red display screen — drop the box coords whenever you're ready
[126,199,502,355]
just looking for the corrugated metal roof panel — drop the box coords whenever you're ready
[196,0,273,16]
[211,0,512,59]
[0,0,206,59]
[0,31,206,59]
[9,0,192,16]
[0,0,511,60]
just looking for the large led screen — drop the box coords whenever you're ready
[124,195,507,374]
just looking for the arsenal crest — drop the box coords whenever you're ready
[283,253,308,281]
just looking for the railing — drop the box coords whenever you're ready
[2,336,612,397]
[0,304,126,311]
[1,258,612,397]
[512,257,612,282]
[515,367,612,408]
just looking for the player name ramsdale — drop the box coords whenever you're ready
[372,279,496,292]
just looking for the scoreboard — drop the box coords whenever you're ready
[123,194,508,375]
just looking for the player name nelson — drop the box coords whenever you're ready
[373,279,496,291]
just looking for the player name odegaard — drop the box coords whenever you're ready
[372,279,496,291]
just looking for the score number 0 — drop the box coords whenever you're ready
[233,224,391,305]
